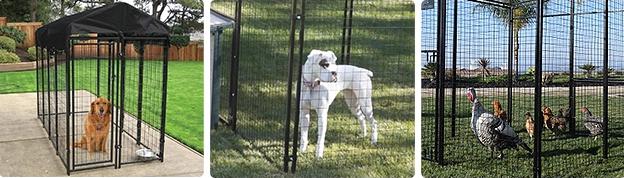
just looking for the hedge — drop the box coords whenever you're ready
[0,49,20,63]
[0,36,16,52]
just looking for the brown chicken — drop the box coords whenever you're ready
[542,106,570,135]
[525,112,534,139]
[492,100,508,123]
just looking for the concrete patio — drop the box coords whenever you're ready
[0,93,204,176]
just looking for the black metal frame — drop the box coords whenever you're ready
[425,0,616,177]
[36,35,169,175]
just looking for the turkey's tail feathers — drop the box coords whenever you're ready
[519,141,532,154]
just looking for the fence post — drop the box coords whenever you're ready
[435,0,446,165]
[228,0,243,132]
[602,0,609,159]
[507,5,513,127]
[284,0,299,172]
[568,0,576,135]
[534,0,544,177]
[450,0,457,137]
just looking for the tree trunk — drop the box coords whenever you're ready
[30,0,37,22]
[513,29,520,82]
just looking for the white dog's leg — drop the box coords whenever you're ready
[299,107,311,152]
[316,108,329,159]
[362,100,377,145]
[344,90,366,137]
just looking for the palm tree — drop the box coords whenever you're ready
[475,0,546,82]
[477,58,491,80]
[423,62,437,81]
[579,63,596,78]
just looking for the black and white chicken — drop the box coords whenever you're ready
[581,107,604,140]
[466,88,532,159]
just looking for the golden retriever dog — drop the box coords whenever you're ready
[73,97,111,153]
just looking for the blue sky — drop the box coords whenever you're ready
[421,0,624,73]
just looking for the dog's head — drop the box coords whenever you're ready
[91,97,111,118]
[303,50,338,83]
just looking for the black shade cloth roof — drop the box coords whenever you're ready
[36,2,169,50]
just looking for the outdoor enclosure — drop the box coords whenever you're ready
[35,3,169,175]
[422,0,624,177]
[212,0,414,176]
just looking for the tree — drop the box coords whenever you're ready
[422,62,437,81]
[134,0,203,33]
[579,63,596,78]
[476,0,546,82]
[477,58,491,80]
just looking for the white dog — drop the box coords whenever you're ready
[299,49,378,159]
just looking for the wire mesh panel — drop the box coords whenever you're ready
[294,0,414,176]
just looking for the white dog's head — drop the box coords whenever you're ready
[303,50,338,84]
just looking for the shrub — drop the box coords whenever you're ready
[170,35,190,48]
[0,36,16,52]
[0,49,20,63]
[0,26,26,44]
[27,46,43,60]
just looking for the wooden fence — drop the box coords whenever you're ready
[0,17,203,61]
[7,22,43,48]
[73,41,204,61]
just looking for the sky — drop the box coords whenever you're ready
[421,0,624,73]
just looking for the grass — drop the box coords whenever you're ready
[421,89,624,177]
[0,60,204,153]
[211,0,414,177]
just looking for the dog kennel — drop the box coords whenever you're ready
[35,2,169,175]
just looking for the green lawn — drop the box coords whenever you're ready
[211,0,415,177]
[0,60,204,153]
[421,88,624,177]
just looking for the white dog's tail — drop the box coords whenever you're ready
[364,69,373,78]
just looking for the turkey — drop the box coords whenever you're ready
[466,88,532,159]
[580,107,604,140]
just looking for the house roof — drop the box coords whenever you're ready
[36,2,170,50]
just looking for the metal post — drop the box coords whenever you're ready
[47,50,51,137]
[534,0,544,177]
[291,0,306,172]
[160,39,170,162]
[71,44,76,171]
[345,0,354,64]
[211,29,222,129]
[450,0,457,137]
[137,40,144,145]
[36,45,40,122]
[568,0,576,135]
[507,5,513,127]
[97,40,100,96]
[340,0,349,64]
[284,0,299,172]
[65,45,71,175]
[54,52,59,153]
[228,0,243,132]
[435,0,446,164]
[602,0,609,159]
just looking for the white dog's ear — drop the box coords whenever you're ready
[327,51,337,63]
[307,50,323,63]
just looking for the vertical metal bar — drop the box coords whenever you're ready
[116,38,123,168]
[114,40,121,169]
[47,50,51,137]
[569,0,576,135]
[345,0,354,64]
[450,0,457,137]
[211,29,222,129]
[137,40,144,145]
[228,0,243,132]
[54,52,59,153]
[284,0,299,172]
[119,38,127,166]
[159,39,169,162]
[507,5,513,127]
[36,45,40,122]
[435,0,446,164]
[71,43,76,170]
[97,40,100,96]
[340,0,349,64]
[603,0,609,159]
[65,46,71,175]
[534,0,544,177]
[291,0,306,173]
[108,41,115,167]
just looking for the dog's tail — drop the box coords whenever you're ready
[363,68,373,78]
